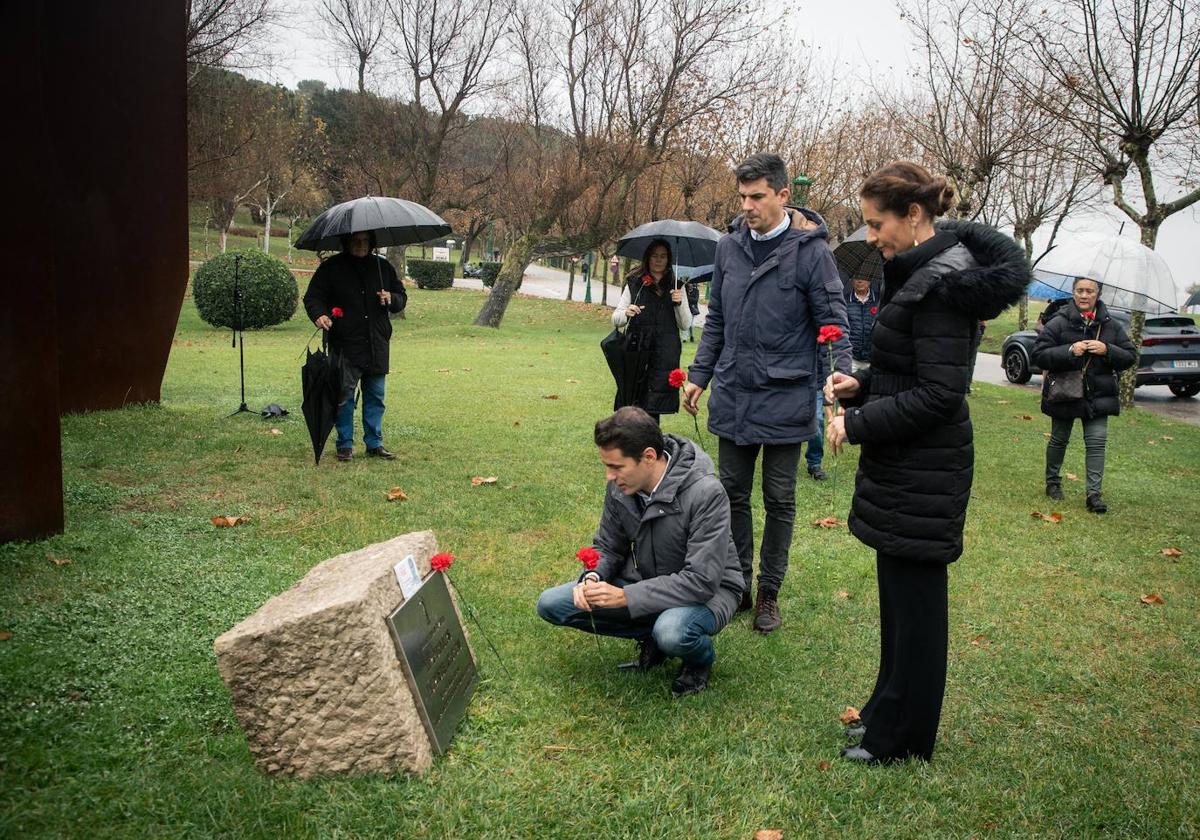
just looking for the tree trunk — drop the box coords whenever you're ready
[567,261,575,301]
[219,229,228,253]
[1018,295,1028,331]
[473,234,534,327]
[1119,310,1145,409]
[262,208,272,254]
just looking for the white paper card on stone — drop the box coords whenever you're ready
[394,554,423,600]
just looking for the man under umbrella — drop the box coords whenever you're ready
[303,231,407,462]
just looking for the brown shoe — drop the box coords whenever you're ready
[753,588,781,634]
[336,448,353,462]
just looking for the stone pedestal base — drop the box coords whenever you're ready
[214,530,470,777]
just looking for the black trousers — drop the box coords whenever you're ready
[717,437,802,593]
[859,553,949,761]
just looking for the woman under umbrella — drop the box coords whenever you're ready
[826,161,1028,764]
[610,239,692,422]
[1033,276,1135,513]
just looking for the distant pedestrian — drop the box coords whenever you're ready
[844,276,879,372]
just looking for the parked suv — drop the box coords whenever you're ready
[1001,311,1200,398]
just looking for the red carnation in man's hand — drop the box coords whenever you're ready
[870,306,878,315]
[642,274,655,287]
[430,553,454,572]
[668,368,687,388]
[817,325,845,344]
[576,546,600,571]
[331,307,344,318]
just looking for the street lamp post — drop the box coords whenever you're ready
[791,174,812,208]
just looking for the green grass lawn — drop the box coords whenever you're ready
[2,289,1197,838]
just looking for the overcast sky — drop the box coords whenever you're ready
[250,0,1195,299]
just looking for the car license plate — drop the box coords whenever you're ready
[1173,360,1199,368]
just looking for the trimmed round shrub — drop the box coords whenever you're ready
[409,258,455,290]
[478,260,522,290]
[193,249,298,329]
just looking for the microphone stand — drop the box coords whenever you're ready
[228,254,254,416]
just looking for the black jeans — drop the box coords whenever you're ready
[717,437,802,594]
[859,553,948,761]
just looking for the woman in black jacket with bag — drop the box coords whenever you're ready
[826,162,1028,764]
[1033,277,1135,513]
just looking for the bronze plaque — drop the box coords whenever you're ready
[385,573,477,755]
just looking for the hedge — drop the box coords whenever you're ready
[409,259,455,290]
[192,248,298,330]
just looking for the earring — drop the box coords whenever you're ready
[912,226,919,248]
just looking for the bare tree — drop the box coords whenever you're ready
[186,0,276,79]
[318,0,388,94]
[1021,0,1200,404]
[473,0,774,328]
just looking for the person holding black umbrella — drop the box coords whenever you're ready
[303,231,407,462]
[610,239,692,421]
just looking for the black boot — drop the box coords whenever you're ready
[737,588,753,613]
[670,662,711,698]
[1046,481,1064,500]
[617,635,667,672]
[1086,493,1107,514]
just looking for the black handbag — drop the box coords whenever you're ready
[1045,368,1085,402]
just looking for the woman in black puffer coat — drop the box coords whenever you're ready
[826,162,1028,765]
[1033,277,1135,513]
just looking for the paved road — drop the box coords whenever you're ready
[463,263,1200,427]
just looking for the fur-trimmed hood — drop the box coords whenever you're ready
[927,220,1030,320]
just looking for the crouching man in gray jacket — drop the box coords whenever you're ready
[536,407,744,697]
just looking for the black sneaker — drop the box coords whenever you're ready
[1046,482,1064,500]
[670,663,711,698]
[617,636,667,672]
[808,465,828,481]
[366,446,397,460]
[336,448,353,462]
[1086,493,1107,514]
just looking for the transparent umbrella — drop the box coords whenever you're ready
[1033,233,1179,314]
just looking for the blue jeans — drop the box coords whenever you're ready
[536,581,718,666]
[802,393,824,469]
[335,369,386,451]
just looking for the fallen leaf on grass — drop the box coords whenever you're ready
[1160,547,1183,558]
[47,553,71,567]
[1161,435,1174,441]
[461,367,472,372]
[1014,414,1033,421]
[817,760,831,772]
[1042,432,1051,438]
[754,831,784,840]
[1065,473,1078,481]
[471,476,499,486]
[1030,511,1063,523]
[839,706,861,725]
[1139,593,1165,606]
[0,632,11,642]
[1147,439,1157,445]
[813,517,843,528]
[834,590,851,600]
[267,428,283,436]
[211,515,251,527]
[436,368,451,373]
[512,421,521,427]
[385,487,409,502]
[543,394,560,400]
[995,399,1011,405]
[970,634,989,645]
[566,378,580,384]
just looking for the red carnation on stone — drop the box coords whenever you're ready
[430,552,454,573]
[576,546,600,571]
[668,368,687,388]
[817,324,844,344]
[870,306,878,315]
[642,274,655,287]
[331,307,344,318]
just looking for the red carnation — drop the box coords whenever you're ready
[430,552,454,573]
[331,307,344,319]
[1082,310,1095,321]
[817,324,844,344]
[870,306,878,315]
[668,368,687,388]
[576,546,600,571]
[642,274,655,287]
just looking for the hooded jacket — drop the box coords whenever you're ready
[841,221,1029,563]
[303,252,407,375]
[689,208,852,445]
[591,434,743,628]
[1033,299,1135,419]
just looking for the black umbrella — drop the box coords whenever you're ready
[1183,289,1200,310]
[294,196,451,252]
[617,220,721,282]
[833,225,884,285]
[301,332,342,465]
